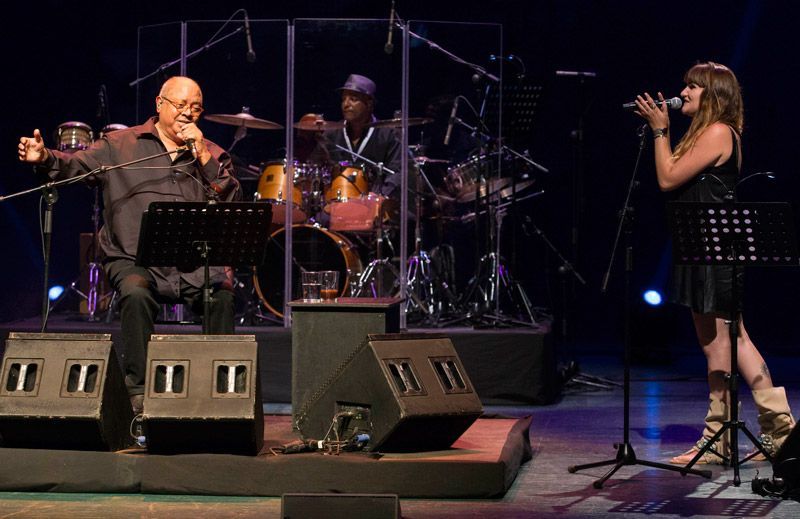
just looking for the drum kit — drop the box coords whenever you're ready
[201,108,542,324]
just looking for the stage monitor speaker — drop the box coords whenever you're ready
[295,333,483,452]
[281,493,400,519]
[143,334,263,455]
[0,332,133,451]
[289,298,401,431]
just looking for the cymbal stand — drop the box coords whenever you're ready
[458,200,540,328]
[404,161,460,323]
[47,184,112,321]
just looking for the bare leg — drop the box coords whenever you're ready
[736,317,773,390]
[692,312,731,402]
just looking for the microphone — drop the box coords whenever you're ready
[384,0,396,55]
[555,70,598,78]
[443,97,459,146]
[622,97,683,111]
[96,85,106,119]
[185,138,197,158]
[244,11,256,63]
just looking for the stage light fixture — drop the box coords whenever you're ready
[48,285,65,300]
[643,289,663,306]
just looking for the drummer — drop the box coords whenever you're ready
[312,74,403,201]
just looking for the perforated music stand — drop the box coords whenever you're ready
[484,78,543,146]
[666,200,799,486]
[136,202,272,333]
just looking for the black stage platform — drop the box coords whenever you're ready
[0,415,532,498]
[0,314,559,405]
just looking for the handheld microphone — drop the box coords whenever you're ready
[244,11,256,63]
[622,97,682,111]
[185,138,198,157]
[384,0,396,55]
[443,97,459,146]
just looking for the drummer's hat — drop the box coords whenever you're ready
[337,74,376,99]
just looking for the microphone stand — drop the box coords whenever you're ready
[567,124,711,487]
[0,147,191,332]
[129,9,248,87]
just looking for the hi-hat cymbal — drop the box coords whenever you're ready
[293,119,346,131]
[204,112,283,130]
[369,117,434,128]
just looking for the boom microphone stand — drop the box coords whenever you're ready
[0,147,195,332]
[567,124,711,488]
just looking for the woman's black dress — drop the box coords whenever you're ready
[669,127,741,315]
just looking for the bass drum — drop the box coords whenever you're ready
[253,224,363,317]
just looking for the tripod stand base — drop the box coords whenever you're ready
[569,441,712,489]
[682,419,770,487]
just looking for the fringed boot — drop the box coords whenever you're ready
[750,386,795,460]
[670,393,730,465]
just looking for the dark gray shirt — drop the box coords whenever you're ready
[39,117,240,298]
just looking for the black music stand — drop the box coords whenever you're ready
[666,200,799,486]
[136,202,272,333]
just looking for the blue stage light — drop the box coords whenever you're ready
[48,285,65,301]
[643,290,663,306]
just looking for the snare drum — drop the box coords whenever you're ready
[253,224,363,317]
[56,121,93,153]
[256,161,306,224]
[325,162,368,204]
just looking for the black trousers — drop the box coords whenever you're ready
[105,259,235,396]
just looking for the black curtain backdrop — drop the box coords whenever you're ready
[1,1,797,355]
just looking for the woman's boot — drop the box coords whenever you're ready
[751,386,795,460]
[670,393,729,465]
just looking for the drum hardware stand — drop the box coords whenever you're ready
[568,124,710,488]
[227,109,250,153]
[520,215,617,390]
[404,158,461,324]
[456,199,541,328]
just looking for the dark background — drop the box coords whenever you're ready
[1,1,797,356]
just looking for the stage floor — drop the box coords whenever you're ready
[0,415,531,498]
[2,317,800,517]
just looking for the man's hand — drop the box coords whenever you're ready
[18,129,49,163]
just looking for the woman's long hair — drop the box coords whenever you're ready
[673,62,744,160]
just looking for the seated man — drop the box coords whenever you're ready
[17,76,240,413]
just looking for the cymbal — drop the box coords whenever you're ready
[293,119,345,131]
[369,117,434,128]
[456,178,535,203]
[414,156,450,164]
[204,112,283,130]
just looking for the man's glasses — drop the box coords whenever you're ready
[160,95,204,115]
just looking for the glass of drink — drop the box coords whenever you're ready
[320,270,339,301]
[301,271,322,302]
